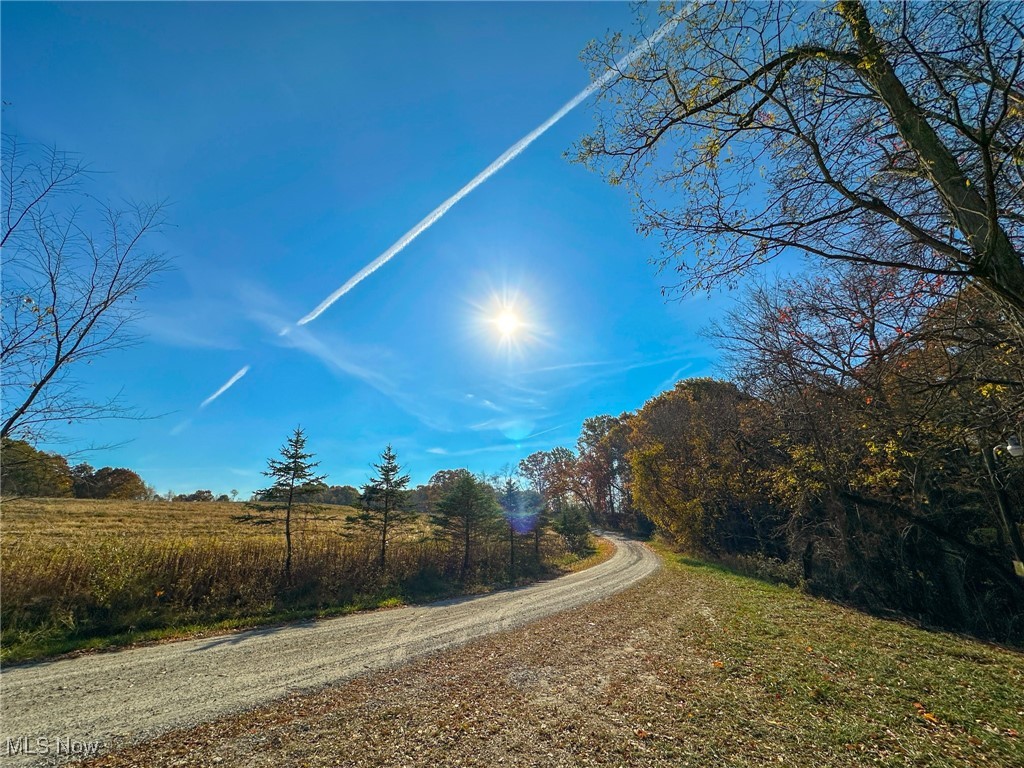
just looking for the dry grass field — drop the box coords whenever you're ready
[1,497,361,542]
[1,497,586,663]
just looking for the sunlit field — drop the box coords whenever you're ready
[1,497,594,663]
[5,1,1024,763]
[1,497,360,541]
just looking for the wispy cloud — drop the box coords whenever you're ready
[171,365,251,433]
[201,366,251,408]
[524,423,568,441]
[622,355,692,373]
[526,360,615,374]
[463,394,504,412]
[278,325,393,391]
[139,315,240,352]
[511,353,694,398]
[170,418,192,436]
[466,413,546,441]
[450,354,695,449]
[423,439,555,459]
[654,365,693,395]
[141,262,252,350]
[268,318,454,432]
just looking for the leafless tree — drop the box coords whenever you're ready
[1,134,170,441]
[575,0,1024,314]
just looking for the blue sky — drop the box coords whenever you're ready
[3,1,730,496]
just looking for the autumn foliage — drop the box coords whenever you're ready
[548,266,1023,644]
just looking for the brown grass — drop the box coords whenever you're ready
[1,497,585,663]
[561,533,616,572]
[0,497,361,542]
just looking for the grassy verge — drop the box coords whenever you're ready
[552,532,616,573]
[652,551,1023,765]
[87,544,1023,768]
[2,591,407,664]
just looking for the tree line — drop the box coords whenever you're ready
[2,432,597,661]
[0,438,245,502]
[0,438,150,500]
[526,277,1023,642]
[249,428,591,583]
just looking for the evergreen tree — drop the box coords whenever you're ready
[347,444,412,570]
[497,472,536,579]
[554,502,592,555]
[500,475,518,578]
[432,471,500,581]
[254,426,327,581]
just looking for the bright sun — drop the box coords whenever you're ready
[495,309,520,336]
[474,289,540,356]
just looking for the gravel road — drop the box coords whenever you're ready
[1,534,658,766]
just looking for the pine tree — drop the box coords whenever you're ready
[432,471,500,581]
[255,426,326,581]
[347,444,413,570]
[498,473,526,580]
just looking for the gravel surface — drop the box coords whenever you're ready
[0,534,658,766]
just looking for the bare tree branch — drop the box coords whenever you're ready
[1,135,170,442]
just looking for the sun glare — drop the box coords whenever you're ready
[495,309,521,337]
[470,285,546,360]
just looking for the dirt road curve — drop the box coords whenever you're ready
[1,534,658,766]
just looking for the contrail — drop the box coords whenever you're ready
[296,13,683,327]
[200,365,251,408]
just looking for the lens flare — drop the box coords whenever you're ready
[495,310,520,337]
[470,284,549,361]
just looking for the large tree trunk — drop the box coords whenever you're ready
[838,0,1024,315]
